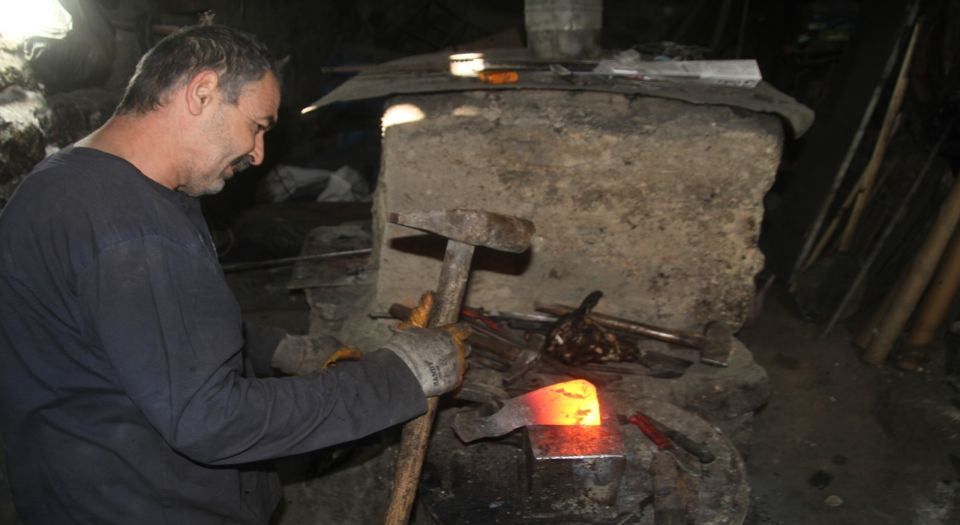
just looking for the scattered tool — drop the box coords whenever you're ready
[535,301,735,367]
[453,379,601,443]
[391,302,690,383]
[393,303,526,348]
[461,306,506,332]
[388,302,542,376]
[642,414,715,464]
[491,309,695,377]
[494,310,559,331]
[384,209,534,525]
[625,411,701,477]
[398,302,608,381]
[543,291,627,365]
[620,412,713,463]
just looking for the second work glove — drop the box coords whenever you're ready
[380,327,467,397]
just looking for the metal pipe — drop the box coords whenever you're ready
[220,248,371,273]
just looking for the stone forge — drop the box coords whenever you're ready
[372,90,783,331]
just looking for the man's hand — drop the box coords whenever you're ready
[380,327,468,397]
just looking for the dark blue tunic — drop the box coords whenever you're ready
[0,148,426,524]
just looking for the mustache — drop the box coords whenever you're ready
[230,155,252,172]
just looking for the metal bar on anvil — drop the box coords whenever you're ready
[453,379,602,443]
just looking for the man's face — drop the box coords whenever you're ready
[182,72,280,196]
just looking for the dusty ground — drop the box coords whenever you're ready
[740,287,960,525]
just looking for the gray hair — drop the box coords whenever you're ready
[115,25,278,115]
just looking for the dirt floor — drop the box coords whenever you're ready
[740,287,960,525]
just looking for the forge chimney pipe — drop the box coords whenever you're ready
[524,0,603,60]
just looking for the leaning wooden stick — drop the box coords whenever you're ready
[862,167,960,365]
[838,19,923,251]
[821,120,954,339]
[904,219,960,352]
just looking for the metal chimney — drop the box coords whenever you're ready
[524,0,603,59]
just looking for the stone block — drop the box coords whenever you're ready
[373,90,783,330]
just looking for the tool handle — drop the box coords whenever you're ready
[643,414,716,464]
[385,242,474,524]
[663,429,715,464]
[628,411,673,450]
[384,398,438,524]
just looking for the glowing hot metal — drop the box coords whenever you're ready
[524,379,601,426]
[453,379,600,443]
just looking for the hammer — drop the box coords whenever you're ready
[534,302,735,367]
[384,209,535,524]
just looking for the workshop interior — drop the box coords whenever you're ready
[1,0,959,523]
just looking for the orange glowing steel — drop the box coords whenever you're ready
[524,379,601,426]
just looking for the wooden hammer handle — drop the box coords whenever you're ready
[384,242,475,524]
[384,397,438,524]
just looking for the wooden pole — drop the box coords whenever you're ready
[862,159,960,365]
[838,19,922,251]
[799,158,900,274]
[853,271,903,349]
[821,121,954,338]
[903,187,960,351]
[787,17,911,286]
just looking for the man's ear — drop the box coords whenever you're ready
[185,70,220,116]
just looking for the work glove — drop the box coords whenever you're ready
[272,333,360,376]
[380,326,468,397]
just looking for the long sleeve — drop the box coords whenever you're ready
[77,235,427,466]
[242,321,286,377]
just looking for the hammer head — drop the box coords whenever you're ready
[389,209,535,253]
[700,321,735,367]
